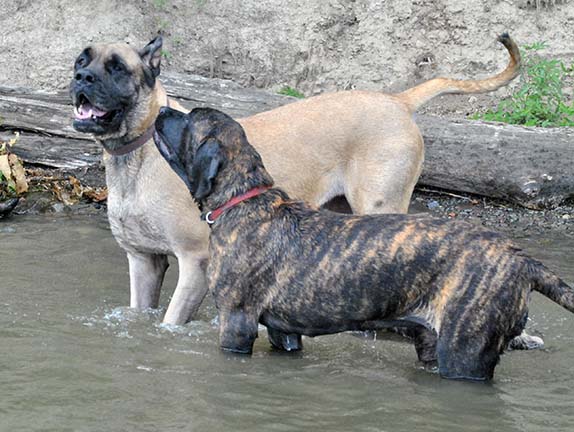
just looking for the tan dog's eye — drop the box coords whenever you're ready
[75,48,91,69]
[106,55,129,75]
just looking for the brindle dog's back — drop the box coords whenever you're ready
[210,195,528,338]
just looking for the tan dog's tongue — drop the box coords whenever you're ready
[74,103,108,120]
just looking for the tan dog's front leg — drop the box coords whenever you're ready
[127,252,169,310]
[162,254,209,325]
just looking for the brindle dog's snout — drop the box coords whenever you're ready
[155,107,194,190]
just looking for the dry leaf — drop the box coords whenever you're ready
[8,132,20,147]
[50,182,77,206]
[69,176,83,198]
[0,154,11,181]
[83,187,108,202]
[8,154,28,194]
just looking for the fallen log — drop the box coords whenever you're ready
[0,74,572,208]
[417,116,574,209]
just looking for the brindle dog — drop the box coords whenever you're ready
[154,107,574,381]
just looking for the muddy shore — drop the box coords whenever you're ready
[3,162,572,241]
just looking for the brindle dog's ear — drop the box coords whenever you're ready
[191,138,223,201]
[139,36,163,84]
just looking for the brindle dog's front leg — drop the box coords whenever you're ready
[218,309,259,354]
[127,252,169,310]
[267,327,303,352]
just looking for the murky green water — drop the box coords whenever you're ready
[1,214,573,432]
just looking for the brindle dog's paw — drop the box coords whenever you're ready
[508,332,545,350]
[267,328,303,352]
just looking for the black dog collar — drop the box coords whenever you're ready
[103,124,156,156]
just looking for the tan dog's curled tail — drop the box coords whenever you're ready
[528,259,574,314]
[397,33,521,112]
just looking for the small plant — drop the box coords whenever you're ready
[157,18,170,32]
[153,0,168,9]
[474,42,574,127]
[161,49,172,60]
[278,86,305,99]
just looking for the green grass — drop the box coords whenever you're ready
[153,0,168,9]
[473,42,574,127]
[278,86,305,99]
[0,170,17,199]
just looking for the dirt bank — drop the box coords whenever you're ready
[1,0,573,117]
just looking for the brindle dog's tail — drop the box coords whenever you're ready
[397,33,521,112]
[528,259,574,314]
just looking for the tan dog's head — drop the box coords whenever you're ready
[69,37,163,139]
[154,107,274,211]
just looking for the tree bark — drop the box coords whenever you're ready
[416,115,574,209]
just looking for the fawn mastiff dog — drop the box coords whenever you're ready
[70,34,521,327]
[154,106,574,381]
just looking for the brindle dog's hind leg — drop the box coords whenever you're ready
[413,326,438,365]
[509,331,544,350]
[127,252,169,310]
[506,313,544,350]
[267,327,303,352]
[436,325,502,382]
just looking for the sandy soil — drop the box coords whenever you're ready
[2,0,573,229]
[1,0,573,117]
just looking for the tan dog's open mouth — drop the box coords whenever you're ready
[72,92,124,133]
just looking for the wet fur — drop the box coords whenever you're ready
[155,107,574,381]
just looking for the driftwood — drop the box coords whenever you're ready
[417,116,574,209]
[1,72,573,208]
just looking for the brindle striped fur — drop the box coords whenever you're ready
[155,107,574,382]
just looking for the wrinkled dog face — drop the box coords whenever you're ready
[154,107,195,189]
[155,107,238,200]
[156,107,274,207]
[69,36,163,137]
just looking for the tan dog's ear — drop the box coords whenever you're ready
[191,138,223,201]
[139,36,163,80]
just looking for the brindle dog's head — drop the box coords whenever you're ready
[69,37,163,139]
[155,107,273,210]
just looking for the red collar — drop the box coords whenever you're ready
[204,186,271,224]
